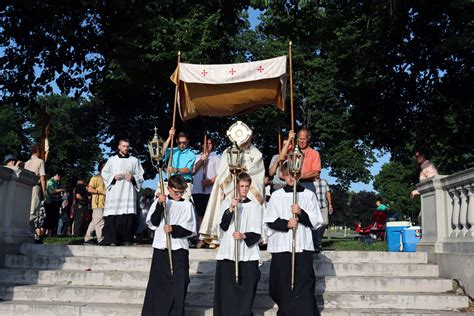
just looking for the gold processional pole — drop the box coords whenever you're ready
[287,40,304,291]
[226,121,249,284]
[202,132,208,193]
[278,126,282,169]
[168,51,181,177]
[227,142,243,284]
[148,127,174,276]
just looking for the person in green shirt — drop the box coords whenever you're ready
[43,170,66,236]
[376,199,389,212]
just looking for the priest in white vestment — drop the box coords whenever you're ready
[102,138,144,245]
[199,137,265,247]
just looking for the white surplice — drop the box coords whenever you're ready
[147,198,197,250]
[264,187,323,253]
[216,197,262,262]
[102,155,144,216]
[199,145,264,241]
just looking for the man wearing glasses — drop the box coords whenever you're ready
[162,128,196,200]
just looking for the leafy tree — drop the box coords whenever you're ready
[254,0,473,184]
[29,95,104,181]
[374,161,420,222]
[349,191,378,227]
[329,185,351,227]
[0,104,28,161]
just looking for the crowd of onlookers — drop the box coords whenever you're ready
[2,132,436,248]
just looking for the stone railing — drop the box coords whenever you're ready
[0,167,38,245]
[417,168,474,253]
[417,168,474,298]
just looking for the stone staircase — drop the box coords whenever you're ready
[0,244,471,315]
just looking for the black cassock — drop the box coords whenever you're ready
[266,188,320,316]
[214,259,261,316]
[269,251,319,316]
[142,201,193,316]
[213,201,262,316]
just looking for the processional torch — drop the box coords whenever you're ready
[227,142,244,284]
[148,127,174,276]
[287,144,304,290]
[226,121,251,284]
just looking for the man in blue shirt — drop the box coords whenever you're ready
[162,128,196,199]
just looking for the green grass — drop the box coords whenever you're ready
[42,236,387,252]
[323,237,387,251]
[43,236,85,245]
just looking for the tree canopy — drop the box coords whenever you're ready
[1,1,472,191]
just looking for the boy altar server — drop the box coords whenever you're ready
[214,172,262,316]
[142,175,197,316]
[264,162,323,316]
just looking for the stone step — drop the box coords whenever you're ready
[0,285,469,310]
[2,256,439,277]
[0,301,471,316]
[19,243,428,264]
[5,253,431,273]
[0,267,453,292]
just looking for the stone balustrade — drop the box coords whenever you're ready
[417,167,474,298]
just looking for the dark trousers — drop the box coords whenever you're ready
[73,204,88,236]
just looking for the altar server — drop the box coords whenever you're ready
[214,172,262,316]
[142,175,197,316]
[264,162,323,316]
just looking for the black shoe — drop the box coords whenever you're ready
[84,240,97,245]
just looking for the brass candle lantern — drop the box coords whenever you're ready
[287,144,304,290]
[148,127,173,276]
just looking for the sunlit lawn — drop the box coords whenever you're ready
[44,235,387,251]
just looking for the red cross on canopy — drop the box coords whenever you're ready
[201,69,208,77]
[229,68,236,75]
[257,66,264,73]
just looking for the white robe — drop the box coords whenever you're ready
[199,145,265,241]
[216,197,262,262]
[147,198,197,250]
[102,155,144,216]
[264,187,323,253]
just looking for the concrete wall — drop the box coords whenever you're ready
[429,252,474,298]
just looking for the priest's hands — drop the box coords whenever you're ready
[232,232,246,240]
[287,217,299,229]
[124,172,133,182]
[114,174,124,180]
[164,224,173,233]
[291,204,301,215]
[201,152,209,161]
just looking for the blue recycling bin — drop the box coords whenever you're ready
[386,221,411,252]
[402,226,422,252]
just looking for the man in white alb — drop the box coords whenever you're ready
[102,138,144,245]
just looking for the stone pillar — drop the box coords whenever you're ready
[0,167,38,245]
[416,175,448,253]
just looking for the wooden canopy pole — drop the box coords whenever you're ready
[289,41,295,132]
[289,40,297,291]
[202,132,208,193]
[168,51,182,173]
